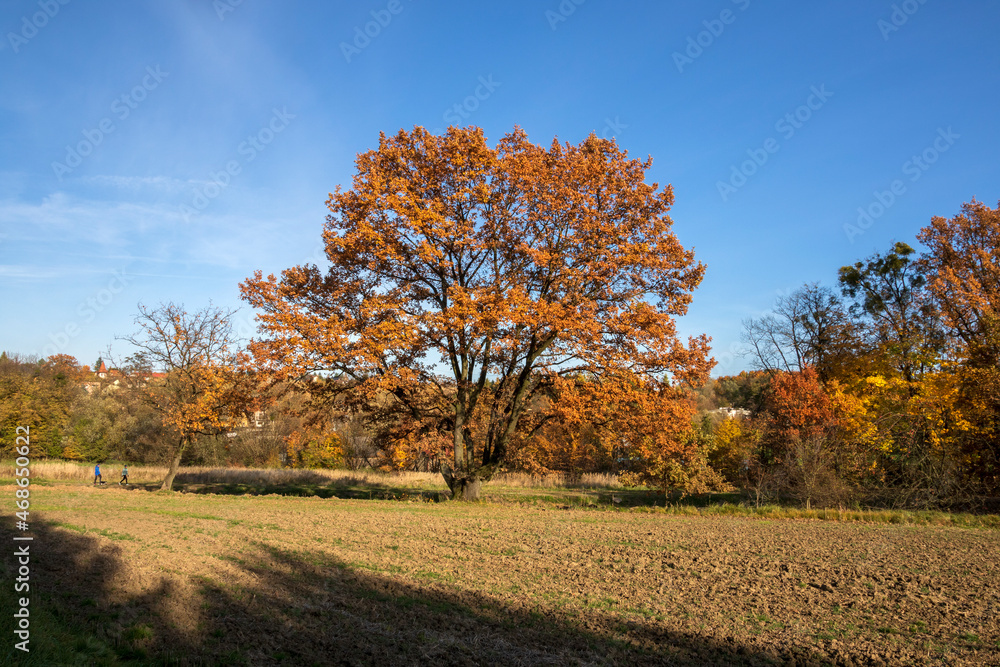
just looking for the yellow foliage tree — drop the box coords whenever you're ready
[285,429,345,469]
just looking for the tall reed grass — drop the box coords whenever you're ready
[0,461,446,487]
[1,460,170,484]
[491,471,621,489]
[2,461,622,490]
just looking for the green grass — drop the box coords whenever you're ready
[50,522,139,542]
[12,459,1000,529]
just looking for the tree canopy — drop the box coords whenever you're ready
[241,126,713,499]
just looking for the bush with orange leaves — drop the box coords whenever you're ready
[509,373,727,496]
[760,367,852,508]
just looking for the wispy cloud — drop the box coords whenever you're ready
[0,190,319,274]
[0,264,132,280]
[80,174,195,192]
[0,265,64,280]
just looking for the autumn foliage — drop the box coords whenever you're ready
[0,353,85,457]
[117,303,253,490]
[241,126,712,499]
[918,199,1000,489]
[11,134,996,511]
[732,199,1000,507]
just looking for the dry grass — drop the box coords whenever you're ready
[2,460,169,484]
[176,467,445,488]
[491,471,621,489]
[10,484,1000,665]
[4,460,621,490]
[6,462,996,528]
[2,460,446,488]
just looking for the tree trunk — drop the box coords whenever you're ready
[441,465,483,501]
[161,438,187,491]
[449,475,482,501]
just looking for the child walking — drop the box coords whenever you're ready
[94,463,102,485]
[119,464,129,485]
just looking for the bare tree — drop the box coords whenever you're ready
[741,283,855,380]
[335,411,379,470]
[115,303,251,490]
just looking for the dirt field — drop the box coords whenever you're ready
[5,483,999,666]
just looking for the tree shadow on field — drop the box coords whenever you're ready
[3,520,834,667]
[127,471,448,502]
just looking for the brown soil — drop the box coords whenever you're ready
[9,484,1000,665]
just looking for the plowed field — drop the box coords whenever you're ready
[6,484,999,665]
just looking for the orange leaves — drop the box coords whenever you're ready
[918,199,1000,358]
[121,302,250,444]
[766,367,835,448]
[241,126,712,487]
[916,199,1000,487]
[524,372,710,494]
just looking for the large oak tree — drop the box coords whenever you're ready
[241,126,712,499]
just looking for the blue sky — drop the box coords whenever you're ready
[1,0,998,375]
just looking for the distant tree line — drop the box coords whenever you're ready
[0,350,377,476]
[712,199,1000,509]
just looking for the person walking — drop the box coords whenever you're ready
[119,464,129,485]
[94,462,102,485]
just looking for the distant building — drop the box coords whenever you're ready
[83,360,121,394]
[714,406,751,419]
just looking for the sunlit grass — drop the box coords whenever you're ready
[1,460,444,487]
[0,461,619,490]
[5,460,997,528]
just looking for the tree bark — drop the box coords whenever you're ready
[441,465,484,501]
[448,475,482,501]
[161,437,187,491]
